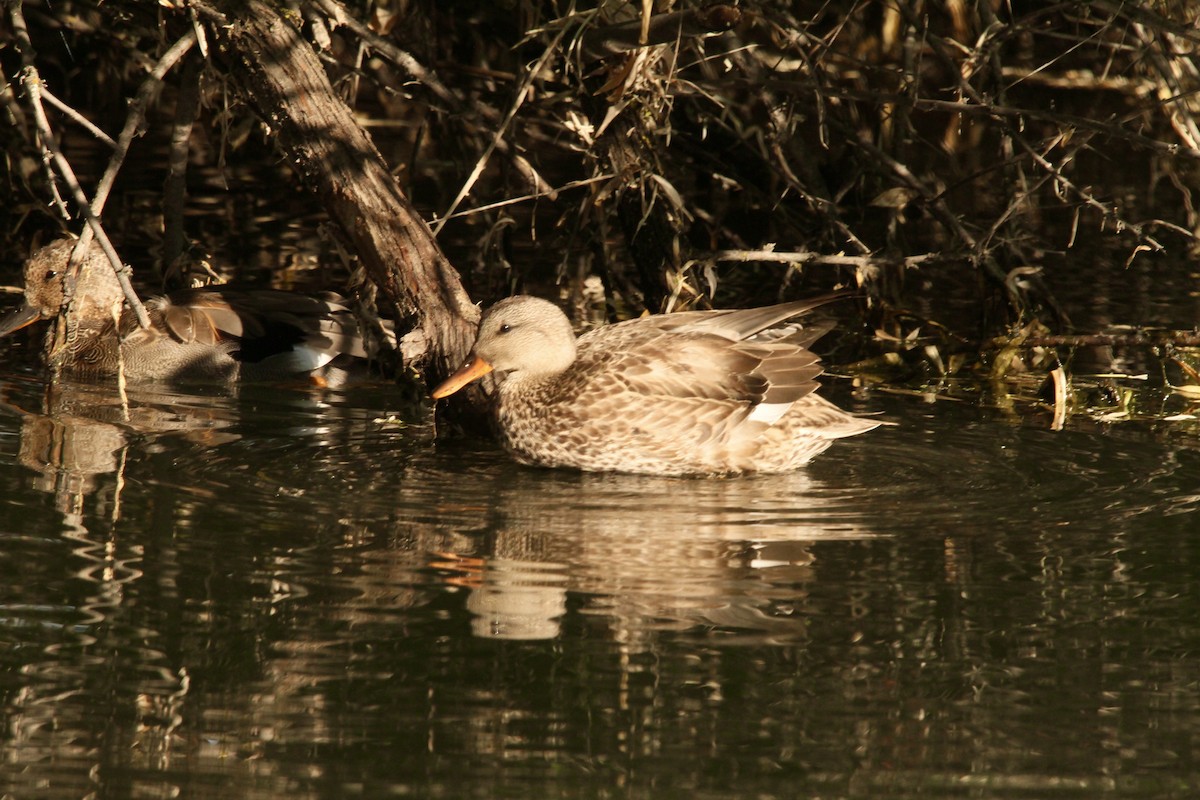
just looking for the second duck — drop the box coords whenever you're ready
[1,238,381,385]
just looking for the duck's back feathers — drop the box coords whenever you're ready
[156,288,370,361]
[437,294,879,475]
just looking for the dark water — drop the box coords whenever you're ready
[1,368,1199,799]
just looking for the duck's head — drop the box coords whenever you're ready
[432,295,578,399]
[0,239,124,336]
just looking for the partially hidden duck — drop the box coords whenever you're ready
[432,295,879,476]
[0,238,380,384]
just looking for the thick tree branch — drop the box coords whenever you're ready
[202,0,480,396]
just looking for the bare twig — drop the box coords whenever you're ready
[1011,130,1166,252]
[440,174,614,221]
[851,134,995,254]
[309,0,554,199]
[999,66,1154,94]
[1131,22,1200,151]
[763,99,872,255]
[1013,332,1200,348]
[432,16,572,236]
[759,80,1200,163]
[163,52,203,286]
[88,31,197,219]
[0,62,27,132]
[6,4,69,219]
[38,87,116,148]
[7,2,150,328]
[9,5,197,330]
[1090,0,1200,48]
[579,5,741,58]
[19,69,151,329]
[712,249,939,269]
[310,0,456,109]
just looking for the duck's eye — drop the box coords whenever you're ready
[497,323,513,334]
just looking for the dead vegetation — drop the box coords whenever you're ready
[4,0,1200,421]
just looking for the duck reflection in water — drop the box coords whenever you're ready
[426,465,880,642]
[0,375,241,506]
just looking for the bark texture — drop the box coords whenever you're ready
[208,0,480,395]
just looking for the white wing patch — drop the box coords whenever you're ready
[748,401,792,425]
[258,346,337,373]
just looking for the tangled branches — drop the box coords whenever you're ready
[3,0,1200,340]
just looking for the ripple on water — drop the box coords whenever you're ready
[123,390,1200,649]
[5,373,1200,797]
[806,398,1200,535]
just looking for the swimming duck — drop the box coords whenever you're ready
[0,238,379,384]
[432,295,879,475]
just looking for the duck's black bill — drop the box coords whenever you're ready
[0,303,41,338]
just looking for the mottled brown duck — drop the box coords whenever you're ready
[432,295,879,476]
[0,238,379,384]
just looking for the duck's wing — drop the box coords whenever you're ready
[573,329,826,440]
[155,288,375,365]
[641,294,848,342]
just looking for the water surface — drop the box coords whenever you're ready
[0,372,1198,799]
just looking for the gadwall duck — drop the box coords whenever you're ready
[0,238,379,384]
[432,295,879,475]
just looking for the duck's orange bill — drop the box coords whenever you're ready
[431,355,494,399]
